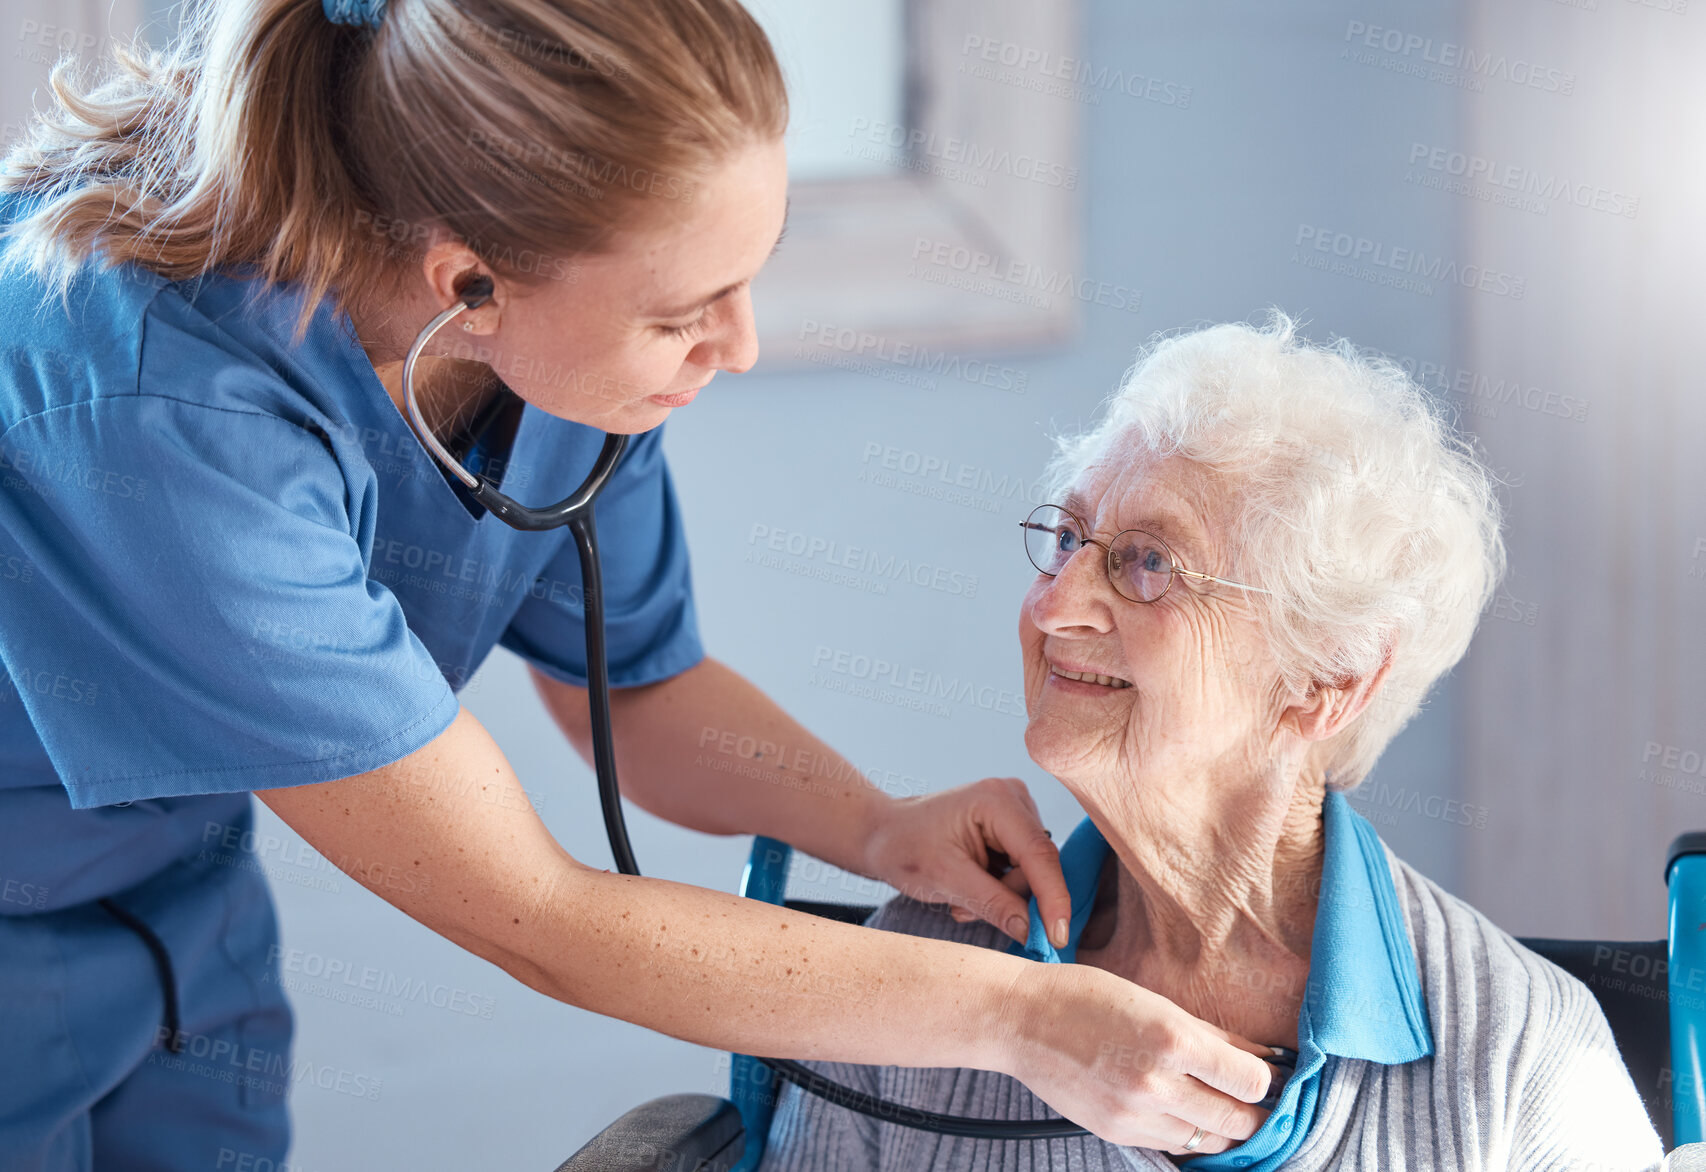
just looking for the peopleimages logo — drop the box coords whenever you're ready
[1407,143,1639,219]
[1342,21,1576,95]
[265,946,497,1019]
[747,523,979,598]
[14,19,98,68]
[858,442,1048,505]
[1392,354,1589,423]
[1294,225,1526,299]
[799,320,1028,394]
[846,117,1079,190]
[959,35,1193,108]
[909,237,1142,313]
[810,646,1026,718]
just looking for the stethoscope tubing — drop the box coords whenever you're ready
[567,508,639,877]
[402,298,484,491]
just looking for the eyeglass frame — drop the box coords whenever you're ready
[1019,503,1272,604]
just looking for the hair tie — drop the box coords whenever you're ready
[322,0,386,28]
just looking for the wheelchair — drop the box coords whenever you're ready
[552,832,1706,1170]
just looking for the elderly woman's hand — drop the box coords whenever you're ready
[861,776,1073,947]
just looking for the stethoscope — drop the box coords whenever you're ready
[403,279,1293,1144]
[405,274,638,875]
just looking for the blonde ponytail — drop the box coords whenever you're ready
[1,0,787,336]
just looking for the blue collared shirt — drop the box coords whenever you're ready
[1009,791,1433,1169]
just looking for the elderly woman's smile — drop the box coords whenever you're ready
[1045,666,1134,691]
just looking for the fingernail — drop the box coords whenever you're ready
[1006,914,1030,941]
[1053,918,1069,947]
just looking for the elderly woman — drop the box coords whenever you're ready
[757,316,1662,1171]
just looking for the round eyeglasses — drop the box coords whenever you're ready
[1020,504,1270,604]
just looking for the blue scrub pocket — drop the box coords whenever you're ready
[0,823,295,1168]
[212,858,295,1113]
[0,917,96,1168]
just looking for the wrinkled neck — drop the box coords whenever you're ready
[1075,767,1327,1045]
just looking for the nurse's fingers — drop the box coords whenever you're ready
[1175,1021,1280,1110]
[979,779,1071,948]
[950,866,1037,945]
[949,860,1034,923]
[999,853,1036,897]
[1141,1060,1269,1151]
[1197,1019,1292,1067]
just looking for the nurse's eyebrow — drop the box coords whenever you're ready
[651,197,790,320]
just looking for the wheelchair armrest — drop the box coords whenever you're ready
[553,1093,745,1172]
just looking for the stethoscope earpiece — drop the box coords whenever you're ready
[457,273,495,311]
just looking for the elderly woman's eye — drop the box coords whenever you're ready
[1110,539,1165,572]
[1023,507,1091,575]
[1108,536,1174,603]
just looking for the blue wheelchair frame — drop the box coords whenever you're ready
[555,833,1706,1170]
[1671,835,1706,1144]
[727,838,794,1171]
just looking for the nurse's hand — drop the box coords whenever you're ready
[1002,962,1277,1153]
[861,776,1073,949]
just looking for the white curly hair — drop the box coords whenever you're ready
[1046,312,1507,788]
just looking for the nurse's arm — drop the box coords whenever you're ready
[532,658,1073,945]
[254,705,1272,1153]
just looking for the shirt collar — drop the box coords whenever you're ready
[1009,790,1432,1064]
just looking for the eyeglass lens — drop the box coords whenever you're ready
[1022,505,1174,603]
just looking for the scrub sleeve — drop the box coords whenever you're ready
[1,395,463,805]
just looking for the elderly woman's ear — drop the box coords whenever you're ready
[1284,648,1396,744]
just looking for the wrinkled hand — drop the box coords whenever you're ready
[862,777,1071,947]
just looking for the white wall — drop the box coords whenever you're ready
[2,0,145,142]
[1454,0,1706,938]
[744,0,907,181]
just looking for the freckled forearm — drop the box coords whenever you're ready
[258,707,1026,1075]
[497,862,1030,1072]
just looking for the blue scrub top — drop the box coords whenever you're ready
[0,198,704,913]
[1011,791,1434,1170]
